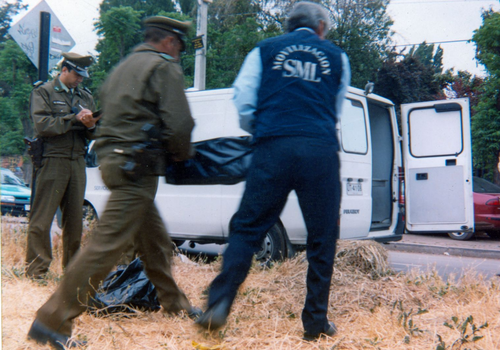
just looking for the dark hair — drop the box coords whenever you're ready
[144,27,176,43]
[285,1,330,34]
[61,61,73,72]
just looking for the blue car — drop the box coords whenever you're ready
[1,167,31,216]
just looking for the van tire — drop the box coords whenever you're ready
[447,231,475,240]
[254,223,287,264]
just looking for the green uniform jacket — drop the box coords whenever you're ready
[30,77,96,159]
[95,43,195,162]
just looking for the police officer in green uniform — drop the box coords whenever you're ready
[27,16,199,349]
[26,52,97,278]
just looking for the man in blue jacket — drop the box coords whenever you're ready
[196,1,350,341]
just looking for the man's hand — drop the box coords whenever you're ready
[76,109,99,128]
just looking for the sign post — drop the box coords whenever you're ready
[38,11,51,81]
[9,0,75,76]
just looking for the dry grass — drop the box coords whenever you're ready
[1,216,499,350]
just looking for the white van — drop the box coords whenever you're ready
[83,87,474,261]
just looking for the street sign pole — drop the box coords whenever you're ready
[38,11,51,82]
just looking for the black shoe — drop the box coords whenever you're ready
[195,299,230,330]
[303,321,338,341]
[187,306,203,320]
[27,319,86,349]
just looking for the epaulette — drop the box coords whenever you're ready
[83,86,92,95]
[33,81,43,88]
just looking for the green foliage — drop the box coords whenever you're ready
[91,6,144,93]
[473,11,500,75]
[471,10,500,182]
[99,0,176,18]
[374,42,447,105]
[471,76,500,179]
[326,0,394,88]
[0,0,27,43]
[436,315,488,349]
[407,42,444,74]
[0,39,37,155]
[374,54,443,106]
[392,301,428,344]
[200,0,281,89]
[205,17,277,89]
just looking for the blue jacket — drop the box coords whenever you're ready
[233,28,350,146]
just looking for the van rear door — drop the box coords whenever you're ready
[401,98,474,233]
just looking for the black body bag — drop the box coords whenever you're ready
[165,136,254,185]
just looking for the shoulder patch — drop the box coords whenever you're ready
[33,81,43,88]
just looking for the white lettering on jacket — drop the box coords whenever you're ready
[283,60,321,82]
[272,45,331,83]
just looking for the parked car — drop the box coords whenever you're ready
[1,167,31,216]
[448,176,500,240]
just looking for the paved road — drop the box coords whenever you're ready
[384,231,500,259]
[179,233,500,280]
[388,250,500,280]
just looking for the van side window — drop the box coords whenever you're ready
[340,99,368,154]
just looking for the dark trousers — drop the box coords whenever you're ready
[206,136,341,334]
[35,154,192,336]
[26,157,86,277]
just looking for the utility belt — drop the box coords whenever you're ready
[118,124,168,181]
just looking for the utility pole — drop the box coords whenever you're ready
[194,0,211,91]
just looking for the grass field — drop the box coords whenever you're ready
[1,216,499,350]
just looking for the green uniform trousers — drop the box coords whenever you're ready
[26,157,86,277]
[35,154,191,336]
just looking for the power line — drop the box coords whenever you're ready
[392,39,473,47]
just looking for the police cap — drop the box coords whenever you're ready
[62,52,93,78]
[143,16,191,51]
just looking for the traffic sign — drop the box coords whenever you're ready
[9,0,75,70]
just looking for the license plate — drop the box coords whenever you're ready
[347,183,362,195]
[25,204,30,211]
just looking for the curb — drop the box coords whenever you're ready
[383,242,500,260]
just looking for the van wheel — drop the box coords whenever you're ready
[447,231,475,240]
[254,223,287,264]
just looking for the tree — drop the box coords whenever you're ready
[374,45,444,107]
[90,3,195,94]
[200,0,281,89]
[99,0,176,18]
[407,41,444,74]
[0,1,37,157]
[91,6,143,92]
[0,0,26,43]
[471,10,500,183]
[325,0,394,88]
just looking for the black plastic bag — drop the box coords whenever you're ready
[165,136,254,185]
[89,258,160,315]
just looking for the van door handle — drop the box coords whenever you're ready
[416,173,428,180]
